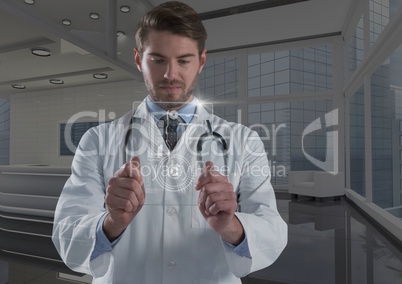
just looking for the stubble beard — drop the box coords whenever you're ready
[146,75,199,110]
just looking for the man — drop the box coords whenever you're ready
[52,1,287,283]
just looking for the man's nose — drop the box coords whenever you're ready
[164,62,178,80]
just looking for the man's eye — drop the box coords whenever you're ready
[179,60,190,65]
[152,58,165,64]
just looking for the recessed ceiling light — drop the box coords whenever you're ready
[93,73,108,79]
[120,5,130,13]
[117,31,125,37]
[90,13,100,20]
[62,19,72,26]
[12,84,26,90]
[50,79,64,85]
[31,47,51,57]
[24,0,35,5]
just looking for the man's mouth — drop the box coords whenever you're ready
[160,85,182,91]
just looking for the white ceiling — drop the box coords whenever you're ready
[0,0,354,97]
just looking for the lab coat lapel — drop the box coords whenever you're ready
[131,100,167,155]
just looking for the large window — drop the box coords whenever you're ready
[349,87,365,197]
[348,16,364,75]
[370,44,402,211]
[59,121,108,156]
[246,45,334,184]
[199,44,335,186]
[390,0,402,16]
[248,46,333,97]
[248,102,290,185]
[344,0,402,238]
[370,0,390,46]
[248,99,333,185]
[198,57,239,122]
[197,2,402,243]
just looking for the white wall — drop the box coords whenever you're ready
[10,80,147,166]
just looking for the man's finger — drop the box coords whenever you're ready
[194,161,214,190]
[129,157,142,182]
[207,200,236,216]
[195,161,227,190]
[115,157,142,182]
[203,160,214,172]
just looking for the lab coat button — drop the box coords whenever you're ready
[166,207,177,217]
[168,260,176,269]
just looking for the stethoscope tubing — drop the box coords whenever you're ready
[123,117,229,173]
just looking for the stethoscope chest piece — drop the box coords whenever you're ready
[168,110,179,120]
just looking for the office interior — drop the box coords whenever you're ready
[0,0,402,283]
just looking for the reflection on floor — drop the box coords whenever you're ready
[1,196,401,284]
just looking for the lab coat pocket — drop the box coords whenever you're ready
[191,206,212,229]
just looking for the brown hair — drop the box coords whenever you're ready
[135,1,207,56]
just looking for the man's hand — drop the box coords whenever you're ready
[195,161,244,245]
[103,157,145,241]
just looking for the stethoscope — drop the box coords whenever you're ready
[123,112,228,172]
[196,119,228,171]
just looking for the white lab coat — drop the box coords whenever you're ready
[52,100,287,284]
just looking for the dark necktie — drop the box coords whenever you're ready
[161,114,184,151]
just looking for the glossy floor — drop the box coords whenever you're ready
[1,196,401,284]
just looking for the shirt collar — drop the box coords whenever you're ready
[145,96,197,124]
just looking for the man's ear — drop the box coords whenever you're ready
[198,49,207,74]
[134,48,142,72]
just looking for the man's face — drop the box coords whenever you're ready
[134,30,206,109]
